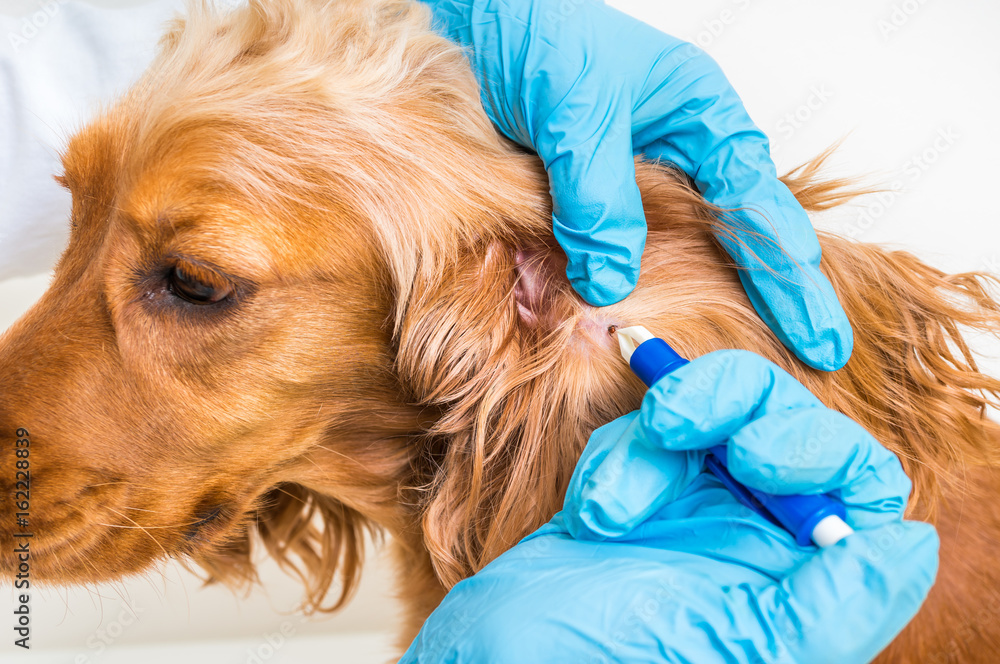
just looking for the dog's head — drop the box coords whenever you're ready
[0,0,647,608]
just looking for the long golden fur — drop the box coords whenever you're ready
[1,0,998,660]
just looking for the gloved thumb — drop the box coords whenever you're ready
[537,96,647,307]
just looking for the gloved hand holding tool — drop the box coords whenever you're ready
[402,348,938,663]
[421,0,854,370]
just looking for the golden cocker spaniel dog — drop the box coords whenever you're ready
[1,1,998,660]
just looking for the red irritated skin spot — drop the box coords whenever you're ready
[514,248,626,351]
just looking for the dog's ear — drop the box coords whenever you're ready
[391,234,641,588]
[393,256,573,588]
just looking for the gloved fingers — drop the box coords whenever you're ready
[728,520,939,663]
[635,44,853,371]
[735,257,855,372]
[561,411,704,541]
[638,350,908,530]
[638,349,823,453]
[725,408,911,530]
[537,97,647,307]
[429,0,650,308]
[567,350,821,541]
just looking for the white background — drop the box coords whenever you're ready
[1,0,998,662]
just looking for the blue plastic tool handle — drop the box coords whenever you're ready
[629,338,847,547]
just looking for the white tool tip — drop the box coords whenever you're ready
[615,325,655,363]
[811,515,855,547]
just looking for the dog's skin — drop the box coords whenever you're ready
[1,0,999,660]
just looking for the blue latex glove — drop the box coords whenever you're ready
[400,351,938,663]
[420,0,853,371]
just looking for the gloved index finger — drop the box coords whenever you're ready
[641,349,912,529]
[540,94,648,308]
[726,407,912,529]
[520,6,654,308]
[635,43,853,371]
[565,350,819,541]
[637,349,823,453]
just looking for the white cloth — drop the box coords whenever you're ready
[0,0,190,280]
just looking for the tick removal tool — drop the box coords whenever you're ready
[615,325,855,548]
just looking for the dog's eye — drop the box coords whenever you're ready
[168,264,233,305]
